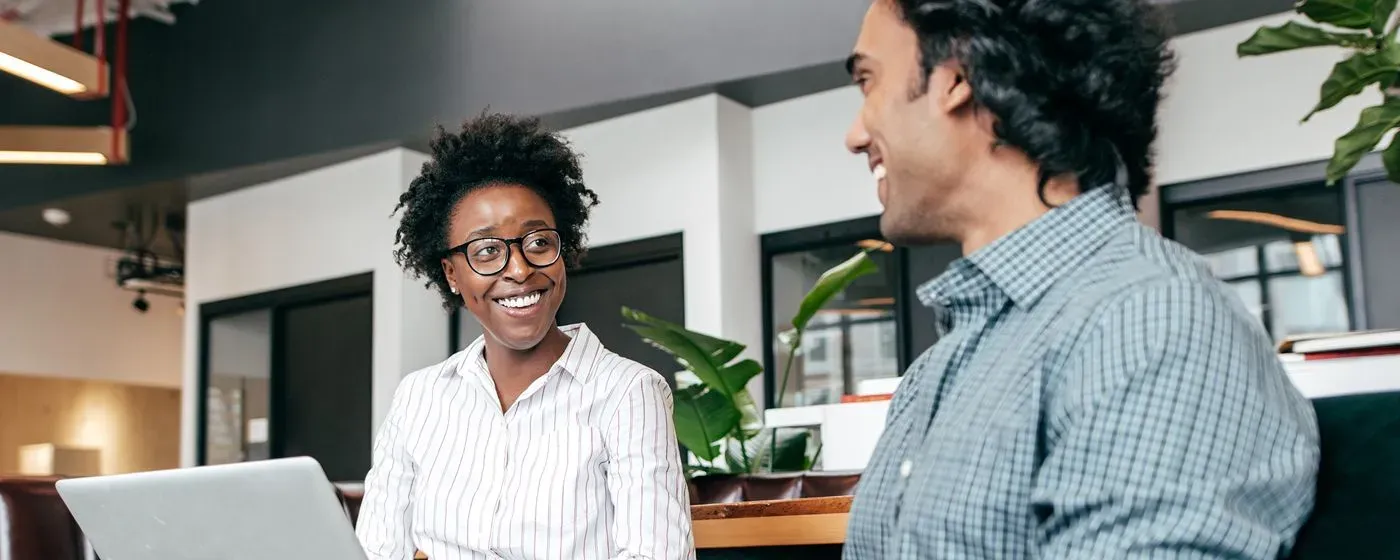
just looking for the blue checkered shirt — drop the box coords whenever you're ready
[845,185,1321,559]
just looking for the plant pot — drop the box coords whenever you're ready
[688,471,862,505]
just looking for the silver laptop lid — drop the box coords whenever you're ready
[56,456,366,560]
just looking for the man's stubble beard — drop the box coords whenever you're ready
[880,197,960,247]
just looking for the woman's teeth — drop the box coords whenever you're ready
[873,164,887,181]
[496,291,542,309]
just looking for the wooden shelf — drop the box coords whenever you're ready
[412,495,853,557]
[693,496,851,549]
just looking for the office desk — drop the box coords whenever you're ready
[413,495,851,558]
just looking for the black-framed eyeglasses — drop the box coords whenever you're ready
[444,228,563,276]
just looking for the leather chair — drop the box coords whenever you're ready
[334,483,365,527]
[0,477,87,560]
[1290,390,1400,558]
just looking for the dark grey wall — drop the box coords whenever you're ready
[0,0,1287,214]
[0,0,866,211]
[1356,179,1400,329]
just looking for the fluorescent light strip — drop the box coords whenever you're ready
[0,51,86,94]
[0,151,109,165]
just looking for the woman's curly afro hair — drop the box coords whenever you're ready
[893,0,1176,207]
[393,113,600,309]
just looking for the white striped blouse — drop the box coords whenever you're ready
[356,323,695,560]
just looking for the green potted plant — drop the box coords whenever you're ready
[620,248,881,479]
[1237,0,1400,184]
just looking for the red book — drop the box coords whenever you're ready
[840,393,893,403]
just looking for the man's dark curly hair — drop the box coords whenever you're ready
[892,0,1175,207]
[393,113,600,309]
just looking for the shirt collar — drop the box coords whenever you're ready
[919,184,1136,310]
[451,322,602,384]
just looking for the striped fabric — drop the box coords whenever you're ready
[356,323,695,560]
[846,185,1321,559]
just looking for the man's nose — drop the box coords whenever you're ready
[846,113,871,155]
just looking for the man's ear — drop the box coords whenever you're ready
[934,62,974,114]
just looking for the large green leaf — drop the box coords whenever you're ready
[719,359,762,394]
[1327,99,1400,184]
[622,308,757,398]
[621,307,745,365]
[624,324,724,386]
[1382,134,1400,182]
[1300,0,1379,29]
[790,250,880,336]
[1304,44,1400,120]
[1375,0,1399,34]
[1237,21,1373,56]
[723,439,749,473]
[673,385,740,462]
[732,387,763,435]
[768,430,813,472]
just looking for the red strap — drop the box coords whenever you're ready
[73,0,86,49]
[94,0,104,59]
[110,0,129,161]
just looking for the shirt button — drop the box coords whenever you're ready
[899,459,913,478]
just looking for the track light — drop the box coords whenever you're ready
[0,126,128,165]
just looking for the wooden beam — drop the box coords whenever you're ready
[0,126,128,165]
[0,19,108,99]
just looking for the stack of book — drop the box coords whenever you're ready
[1280,329,1400,361]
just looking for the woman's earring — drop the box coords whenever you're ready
[450,286,459,294]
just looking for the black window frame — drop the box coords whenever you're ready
[195,271,374,467]
[761,216,930,410]
[1158,153,1382,333]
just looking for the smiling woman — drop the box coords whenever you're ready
[358,113,695,560]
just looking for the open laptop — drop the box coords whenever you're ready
[56,456,368,560]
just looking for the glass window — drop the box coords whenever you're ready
[1168,184,1351,342]
[204,309,272,465]
[770,243,898,407]
[1225,279,1264,325]
[1205,246,1260,279]
[1269,271,1351,339]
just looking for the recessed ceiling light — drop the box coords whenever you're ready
[42,207,70,226]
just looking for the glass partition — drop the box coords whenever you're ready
[769,242,900,407]
[1168,185,1352,341]
[203,309,272,465]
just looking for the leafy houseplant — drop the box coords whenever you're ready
[1237,0,1400,185]
[621,249,880,477]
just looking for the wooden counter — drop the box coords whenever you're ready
[412,495,852,557]
[691,496,851,549]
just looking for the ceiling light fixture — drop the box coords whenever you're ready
[0,19,107,98]
[0,126,128,165]
[0,0,134,166]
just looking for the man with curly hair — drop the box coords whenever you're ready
[843,1,1320,558]
[356,113,694,560]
